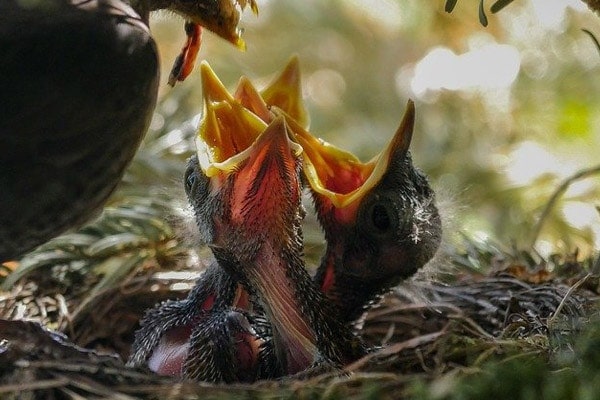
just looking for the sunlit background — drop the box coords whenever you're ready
[146,0,600,260]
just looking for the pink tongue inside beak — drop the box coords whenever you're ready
[145,320,261,380]
[147,325,192,376]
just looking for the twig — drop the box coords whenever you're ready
[344,330,447,372]
[529,164,600,248]
[547,273,592,328]
[582,29,600,55]
[0,377,69,393]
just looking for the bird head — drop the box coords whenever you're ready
[295,102,442,320]
[134,0,257,49]
[236,59,442,316]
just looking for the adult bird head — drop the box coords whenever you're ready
[130,0,258,49]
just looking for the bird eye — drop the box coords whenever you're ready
[360,194,399,238]
[184,164,197,196]
[371,203,391,232]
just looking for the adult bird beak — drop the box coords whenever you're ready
[167,0,258,50]
[164,0,259,86]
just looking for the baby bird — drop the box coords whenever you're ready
[299,104,442,323]
[191,115,366,375]
[129,59,441,381]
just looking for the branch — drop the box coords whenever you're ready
[529,164,600,249]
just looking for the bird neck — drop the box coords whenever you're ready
[247,229,366,370]
[245,241,318,375]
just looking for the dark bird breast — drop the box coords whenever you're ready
[0,0,159,261]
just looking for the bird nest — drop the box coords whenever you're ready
[0,243,598,399]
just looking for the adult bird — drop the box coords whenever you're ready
[0,0,159,262]
[0,0,255,262]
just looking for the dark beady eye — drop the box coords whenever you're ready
[360,194,399,238]
[184,164,197,196]
[371,203,392,232]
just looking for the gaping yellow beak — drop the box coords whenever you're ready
[196,58,308,176]
[196,59,415,211]
[196,62,265,176]
[232,55,309,129]
[276,100,415,210]
[259,56,309,129]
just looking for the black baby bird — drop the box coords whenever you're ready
[129,60,441,381]
[297,102,442,323]
[190,116,366,375]
[234,59,442,323]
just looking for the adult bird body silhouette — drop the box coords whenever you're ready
[0,0,255,262]
[0,0,160,262]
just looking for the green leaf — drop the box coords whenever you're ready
[85,233,150,258]
[479,0,489,27]
[445,0,459,13]
[1,251,80,289]
[491,0,514,13]
[36,233,98,252]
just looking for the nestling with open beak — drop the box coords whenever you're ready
[130,58,440,381]
[193,115,366,375]
[227,58,443,323]
[128,63,275,381]
[129,62,309,381]
[299,103,442,323]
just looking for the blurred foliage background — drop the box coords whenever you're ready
[119,0,600,270]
